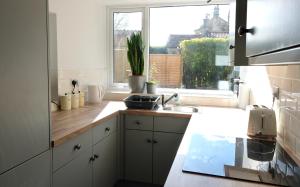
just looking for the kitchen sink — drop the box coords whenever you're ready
[163,106,200,113]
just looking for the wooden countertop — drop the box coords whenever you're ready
[51,101,124,146]
[51,101,191,147]
[164,107,278,187]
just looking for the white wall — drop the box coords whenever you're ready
[49,0,107,96]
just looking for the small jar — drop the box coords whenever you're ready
[60,93,71,111]
[79,91,85,107]
[71,93,79,109]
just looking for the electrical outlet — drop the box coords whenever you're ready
[272,86,279,99]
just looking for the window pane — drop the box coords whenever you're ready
[113,12,143,83]
[149,6,239,91]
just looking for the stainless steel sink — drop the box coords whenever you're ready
[163,106,199,113]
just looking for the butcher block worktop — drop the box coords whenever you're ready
[51,101,191,147]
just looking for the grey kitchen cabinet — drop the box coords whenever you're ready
[245,0,300,64]
[153,132,183,185]
[0,0,49,174]
[0,151,51,187]
[125,130,153,183]
[53,129,93,171]
[93,117,117,145]
[53,116,119,187]
[154,116,189,133]
[53,147,93,187]
[93,131,117,187]
[124,115,190,185]
[125,114,153,131]
[229,0,248,66]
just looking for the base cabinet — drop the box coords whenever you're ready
[124,115,189,185]
[53,116,118,187]
[153,132,183,185]
[53,147,93,187]
[0,151,51,187]
[93,132,117,187]
[125,130,153,183]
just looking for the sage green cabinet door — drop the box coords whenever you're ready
[93,132,117,187]
[53,147,93,187]
[153,132,183,185]
[0,0,49,173]
[154,116,189,133]
[125,130,153,183]
[0,151,51,187]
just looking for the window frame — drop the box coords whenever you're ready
[107,2,231,91]
[108,7,149,89]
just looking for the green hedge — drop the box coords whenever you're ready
[180,37,233,89]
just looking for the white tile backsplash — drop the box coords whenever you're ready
[244,64,300,160]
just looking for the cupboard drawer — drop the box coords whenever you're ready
[53,129,92,171]
[125,115,153,131]
[93,117,117,145]
[53,147,93,187]
[154,116,189,133]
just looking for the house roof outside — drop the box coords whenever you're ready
[166,5,229,49]
[166,34,203,48]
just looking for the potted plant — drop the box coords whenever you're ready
[146,81,157,94]
[127,32,145,93]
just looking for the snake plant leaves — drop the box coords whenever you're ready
[127,32,145,76]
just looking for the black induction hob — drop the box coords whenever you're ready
[182,135,300,187]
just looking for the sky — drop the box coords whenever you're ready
[114,5,230,47]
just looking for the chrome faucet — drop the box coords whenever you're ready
[161,93,178,107]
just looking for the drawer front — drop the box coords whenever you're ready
[53,129,92,171]
[125,115,153,131]
[154,116,189,133]
[93,117,117,145]
[53,147,93,187]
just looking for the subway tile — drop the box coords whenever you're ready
[292,80,300,93]
[286,65,300,80]
[278,108,290,138]
[279,92,287,108]
[284,130,296,153]
[296,137,300,158]
[290,115,300,138]
[280,78,293,92]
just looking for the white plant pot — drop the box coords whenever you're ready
[128,75,146,93]
[146,83,157,94]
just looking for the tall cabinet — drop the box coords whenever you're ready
[0,0,50,186]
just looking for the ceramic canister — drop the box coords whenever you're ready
[88,85,104,104]
[71,93,79,109]
[79,91,85,107]
[60,94,71,111]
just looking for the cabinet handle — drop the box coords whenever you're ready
[153,140,158,144]
[229,45,235,49]
[135,121,141,125]
[90,156,95,162]
[73,144,81,151]
[146,139,152,143]
[238,26,255,37]
[105,127,110,132]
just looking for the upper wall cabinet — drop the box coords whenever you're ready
[229,0,248,66]
[245,0,300,65]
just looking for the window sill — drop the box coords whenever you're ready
[104,88,238,108]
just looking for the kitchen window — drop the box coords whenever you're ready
[109,5,239,94]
